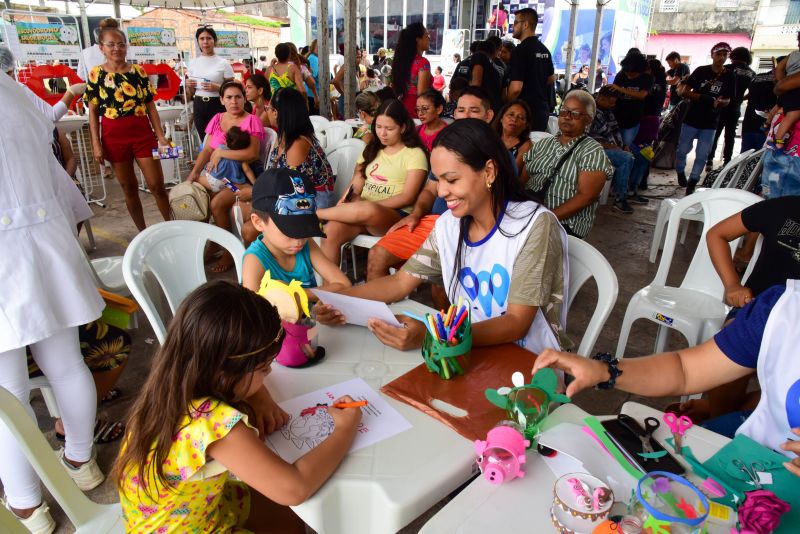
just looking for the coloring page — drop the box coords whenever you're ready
[265,377,412,463]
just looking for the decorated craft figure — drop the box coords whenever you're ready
[474,422,530,485]
[160,29,176,46]
[485,369,571,441]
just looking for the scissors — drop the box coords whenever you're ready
[618,414,661,462]
[732,459,767,489]
[663,412,693,455]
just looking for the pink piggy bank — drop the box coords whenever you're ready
[474,424,530,485]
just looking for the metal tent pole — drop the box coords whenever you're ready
[318,0,331,118]
[562,0,579,95]
[587,0,606,94]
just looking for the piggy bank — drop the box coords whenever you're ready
[474,423,530,485]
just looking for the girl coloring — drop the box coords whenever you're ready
[115,281,360,533]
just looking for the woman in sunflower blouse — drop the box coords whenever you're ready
[85,25,170,231]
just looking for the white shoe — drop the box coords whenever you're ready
[58,448,105,491]
[2,499,55,534]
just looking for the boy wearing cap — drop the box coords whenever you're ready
[675,42,735,194]
[242,168,351,295]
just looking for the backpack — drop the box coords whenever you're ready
[168,181,210,222]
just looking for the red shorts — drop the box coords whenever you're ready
[101,115,157,163]
[375,215,439,261]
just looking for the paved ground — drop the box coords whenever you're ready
[11,141,734,532]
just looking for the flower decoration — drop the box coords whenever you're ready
[736,489,791,534]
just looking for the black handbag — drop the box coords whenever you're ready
[528,135,587,205]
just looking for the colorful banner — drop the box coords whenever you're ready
[125,26,177,61]
[12,21,81,61]
[213,30,251,59]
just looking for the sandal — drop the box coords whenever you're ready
[55,418,126,445]
[100,388,122,404]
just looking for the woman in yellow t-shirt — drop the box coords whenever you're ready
[318,99,429,265]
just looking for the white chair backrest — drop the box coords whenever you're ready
[566,236,619,357]
[0,386,123,532]
[262,127,278,167]
[310,115,330,130]
[122,221,246,344]
[710,149,754,189]
[655,189,762,298]
[310,116,329,150]
[327,139,366,200]
[323,121,354,153]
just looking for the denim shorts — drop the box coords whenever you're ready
[762,150,800,199]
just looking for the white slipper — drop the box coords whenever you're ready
[2,499,55,534]
[58,448,105,491]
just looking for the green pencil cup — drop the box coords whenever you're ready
[421,315,472,379]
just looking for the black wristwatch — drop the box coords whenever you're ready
[591,352,623,390]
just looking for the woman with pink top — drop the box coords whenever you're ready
[188,81,265,272]
[391,23,432,116]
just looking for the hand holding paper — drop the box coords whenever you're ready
[312,289,402,328]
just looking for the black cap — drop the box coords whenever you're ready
[251,168,326,239]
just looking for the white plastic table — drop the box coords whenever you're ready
[420,401,731,533]
[264,301,476,534]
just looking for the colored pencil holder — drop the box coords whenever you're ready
[421,314,472,379]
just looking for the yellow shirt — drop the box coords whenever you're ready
[119,398,253,533]
[359,146,428,213]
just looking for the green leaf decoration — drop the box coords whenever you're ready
[531,367,558,392]
[484,388,510,410]
[642,514,671,534]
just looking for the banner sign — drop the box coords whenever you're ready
[125,26,177,60]
[12,21,81,61]
[213,30,250,58]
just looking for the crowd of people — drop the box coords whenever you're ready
[1,10,800,534]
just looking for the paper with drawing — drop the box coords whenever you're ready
[265,378,412,463]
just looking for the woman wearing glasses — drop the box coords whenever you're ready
[186,26,235,138]
[521,90,613,238]
[85,22,170,231]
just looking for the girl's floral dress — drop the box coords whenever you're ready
[119,398,254,533]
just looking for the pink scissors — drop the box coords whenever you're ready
[663,412,692,455]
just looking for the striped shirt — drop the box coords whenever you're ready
[523,134,613,238]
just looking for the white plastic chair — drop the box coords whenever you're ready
[0,505,28,533]
[649,149,754,263]
[261,127,278,168]
[122,221,246,344]
[566,236,619,357]
[322,121,354,154]
[0,386,124,533]
[310,116,330,149]
[326,139,365,199]
[617,189,762,358]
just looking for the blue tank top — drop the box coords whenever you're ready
[244,237,317,288]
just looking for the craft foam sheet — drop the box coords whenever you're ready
[265,378,412,463]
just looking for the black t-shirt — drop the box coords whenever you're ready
[471,52,503,112]
[742,72,777,133]
[741,196,800,297]
[492,57,506,82]
[509,36,554,113]
[613,72,653,128]
[728,62,756,107]
[667,63,690,105]
[452,57,472,82]
[682,65,735,130]
[643,74,667,116]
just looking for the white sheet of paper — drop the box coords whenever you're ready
[312,289,403,327]
[265,377,412,463]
